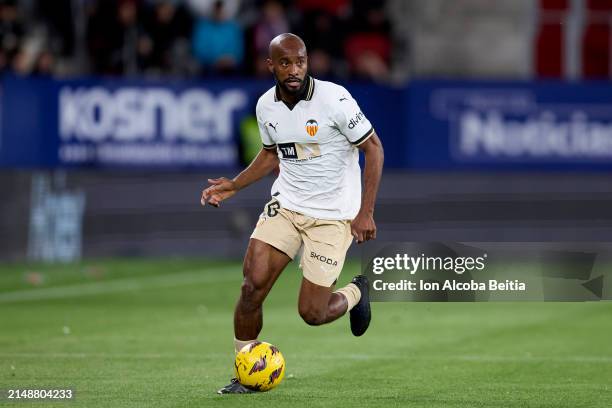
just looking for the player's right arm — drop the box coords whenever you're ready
[200,147,279,207]
[202,96,278,207]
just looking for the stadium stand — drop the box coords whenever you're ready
[2,0,612,80]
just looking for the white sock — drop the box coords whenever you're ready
[334,283,361,311]
[234,337,258,354]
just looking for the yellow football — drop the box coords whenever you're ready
[234,341,285,391]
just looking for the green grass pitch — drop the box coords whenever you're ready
[0,258,611,407]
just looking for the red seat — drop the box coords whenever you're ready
[582,22,610,78]
[586,0,612,11]
[540,0,569,11]
[344,33,390,72]
[296,0,349,15]
[536,0,612,78]
[535,23,564,78]
[535,0,568,78]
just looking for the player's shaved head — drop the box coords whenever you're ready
[267,33,308,101]
[268,33,307,60]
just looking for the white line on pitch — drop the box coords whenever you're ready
[338,354,612,364]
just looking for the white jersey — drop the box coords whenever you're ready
[255,77,374,220]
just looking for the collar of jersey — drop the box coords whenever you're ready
[274,76,315,106]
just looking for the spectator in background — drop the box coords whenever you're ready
[299,9,347,79]
[251,0,288,77]
[192,0,243,74]
[308,48,333,79]
[31,48,55,76]
[35,0,75,58]
[0,0,25,73]
[87,0,152,75]
[143,0,193,75]
[0,0,57,77]
[4,0,52,77]
[86,1,115,74]
[344,0,391,81]
[187,0,241,20]
[117,0,154,75]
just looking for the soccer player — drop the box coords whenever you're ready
[201,33,384,394]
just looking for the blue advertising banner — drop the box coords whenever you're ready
[0,75,404,169]
[7,76,612,170]
[407,80,612,170]
[0,76,273,168]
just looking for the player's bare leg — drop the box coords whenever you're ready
[218,238,290,394]
[298,278,348,325]
[235,238,291,343]
[297,275,370,335]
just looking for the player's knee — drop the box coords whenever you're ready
[239,279,265,308]
[242,260,270,289]
[298,306,326,326]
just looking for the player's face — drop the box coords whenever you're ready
[269,52,308,94]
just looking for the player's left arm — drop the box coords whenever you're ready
[351,131,384,244]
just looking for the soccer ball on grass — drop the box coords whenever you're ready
[235,341,285,391]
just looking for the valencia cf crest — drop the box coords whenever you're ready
[305,119,318,137]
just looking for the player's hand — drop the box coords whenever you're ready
[351,211,376,244]
[200,177,238,207]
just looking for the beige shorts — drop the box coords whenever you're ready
[250,198,353,287]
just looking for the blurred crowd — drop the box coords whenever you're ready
[0,0,392,81]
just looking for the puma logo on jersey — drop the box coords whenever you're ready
[339,97,348,102]
[267,122,279,133]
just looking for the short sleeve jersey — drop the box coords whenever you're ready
[255,76,374,220]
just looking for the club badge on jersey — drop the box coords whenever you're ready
[305,119,318,137]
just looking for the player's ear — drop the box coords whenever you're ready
[266,58,274,73]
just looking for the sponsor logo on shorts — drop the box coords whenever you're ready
[310,252,338,266]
